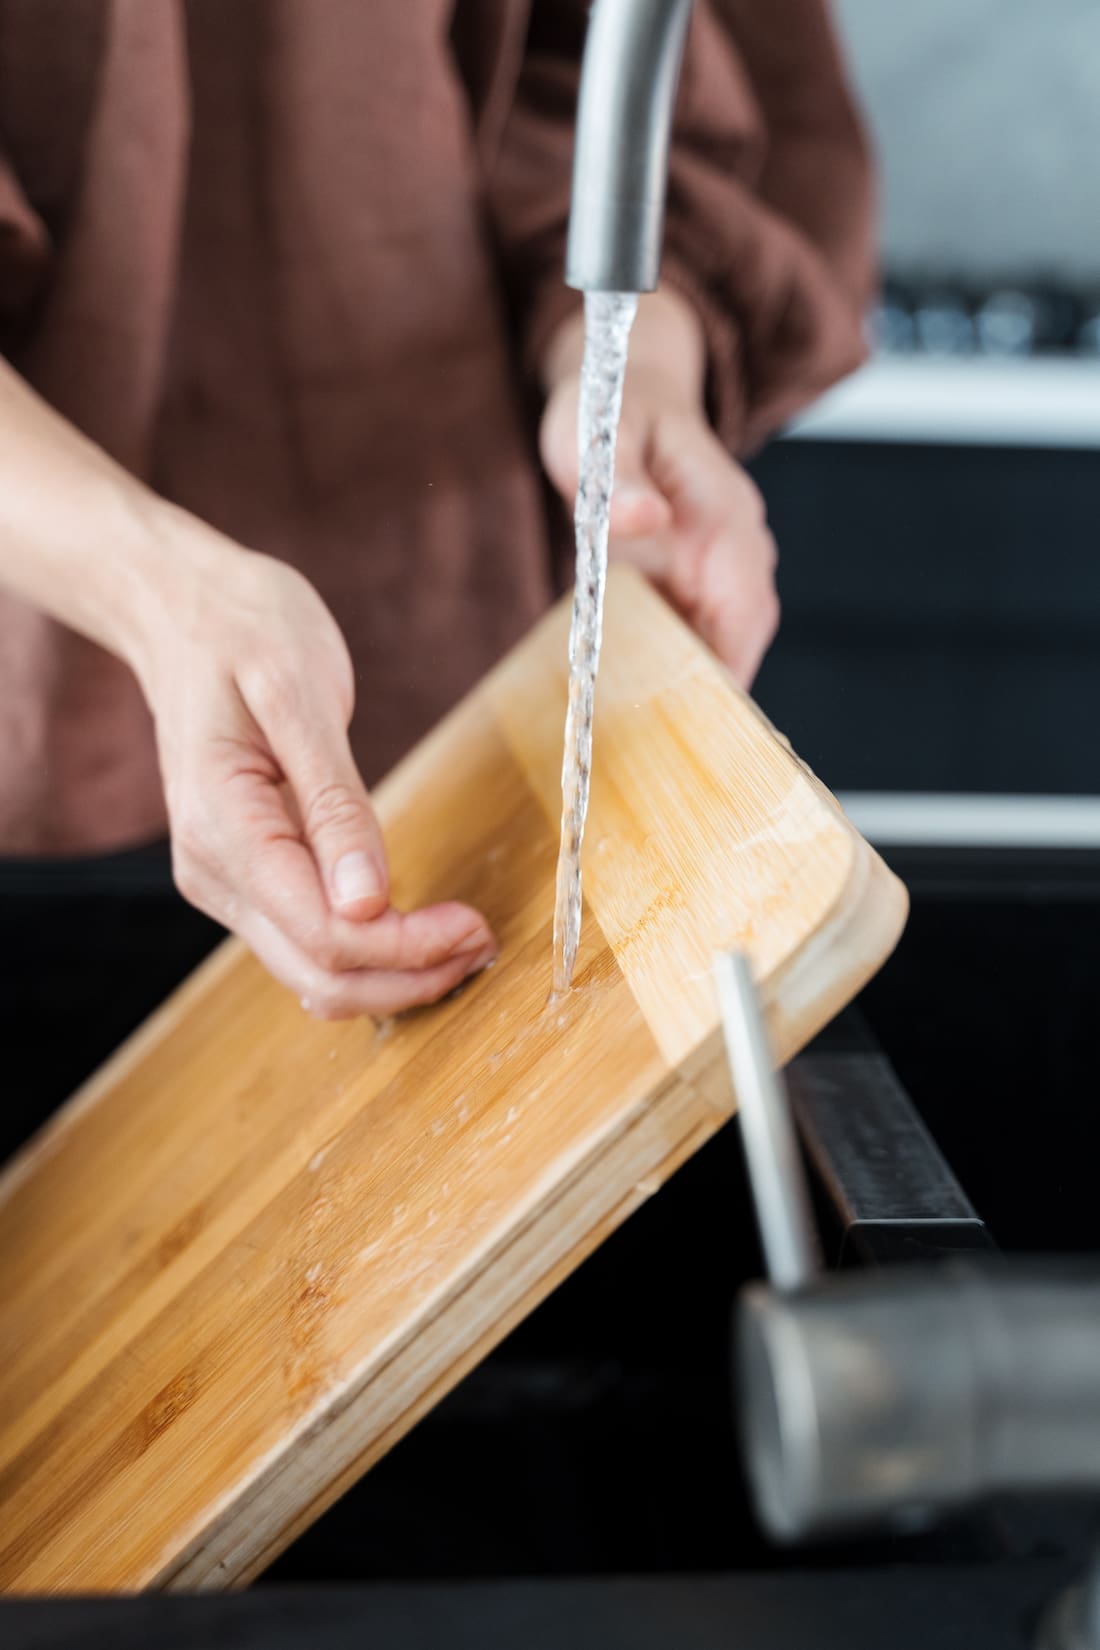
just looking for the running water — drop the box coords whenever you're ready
[551,290,638,995]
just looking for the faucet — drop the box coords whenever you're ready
[566,0,694,294]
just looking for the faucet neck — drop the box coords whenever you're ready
[566,0,694,294]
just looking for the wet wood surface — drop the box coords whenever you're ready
[0,569,907,1592]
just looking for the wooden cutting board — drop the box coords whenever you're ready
[0,568,906,1594]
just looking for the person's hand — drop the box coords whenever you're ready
[0,356,491,1017]
[538,293,779,689]
[130,524,497,1019]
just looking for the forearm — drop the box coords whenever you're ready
[0,356,223,679]
[538,286,706,412]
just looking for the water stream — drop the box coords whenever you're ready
[551,290,638,995]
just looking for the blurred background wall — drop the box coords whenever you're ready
[749,0,1100,799]
[836,0,1100,285]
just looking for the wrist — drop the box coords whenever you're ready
[0,358,255,684]
[104,497,249,695]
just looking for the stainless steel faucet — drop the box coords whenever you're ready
[566,0,694,293]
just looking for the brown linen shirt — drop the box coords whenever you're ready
[0,0,873,856]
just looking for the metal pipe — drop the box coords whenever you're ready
[566,0,694,293]
[714,953,819,1292]
[737,1262,1100,1542]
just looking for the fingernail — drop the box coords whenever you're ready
[456,926,495,956]
[332,850,384,907]
[461,942,498,974]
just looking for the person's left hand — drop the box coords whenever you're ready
[538,297,779,690]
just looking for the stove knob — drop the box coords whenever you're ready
[913,292,975,355]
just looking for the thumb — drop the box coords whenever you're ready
[541,384,671,539]
[609,469,672,540]
[271,714,391,922]
[608,419,672,539]
[539,380,581,504]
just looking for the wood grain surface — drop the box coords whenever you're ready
[0,569,907,1593]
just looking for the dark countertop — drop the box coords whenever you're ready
[0,1563,1078,1650]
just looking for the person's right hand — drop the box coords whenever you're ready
[130,523,497,1020]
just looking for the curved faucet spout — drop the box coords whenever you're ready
[566,0,694,294]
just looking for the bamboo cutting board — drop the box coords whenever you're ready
[0,569,906,1593]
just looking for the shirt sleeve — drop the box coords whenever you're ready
[485,0,875,453]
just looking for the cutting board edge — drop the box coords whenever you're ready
[0,564,911,1593]
[151,1069,729,1592]
[765,835,908,1059]
[671,837,906,1114]
[155,839,905,1592]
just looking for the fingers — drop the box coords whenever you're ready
[698,550,781,689]
[268,698,497,973]
[605,415,780,686]
[175,780,498,1012]
[242,908,498,1021]
[607,418,672,538]
[169,688,497,1014]
[156,557,499,1018]
[689,465,779,686]
[538,378,580,504]
[299,772,388,923]
[175,760,354,968]
[541,380,672,539]
[176,758,495,961]
[247,678,390,922]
